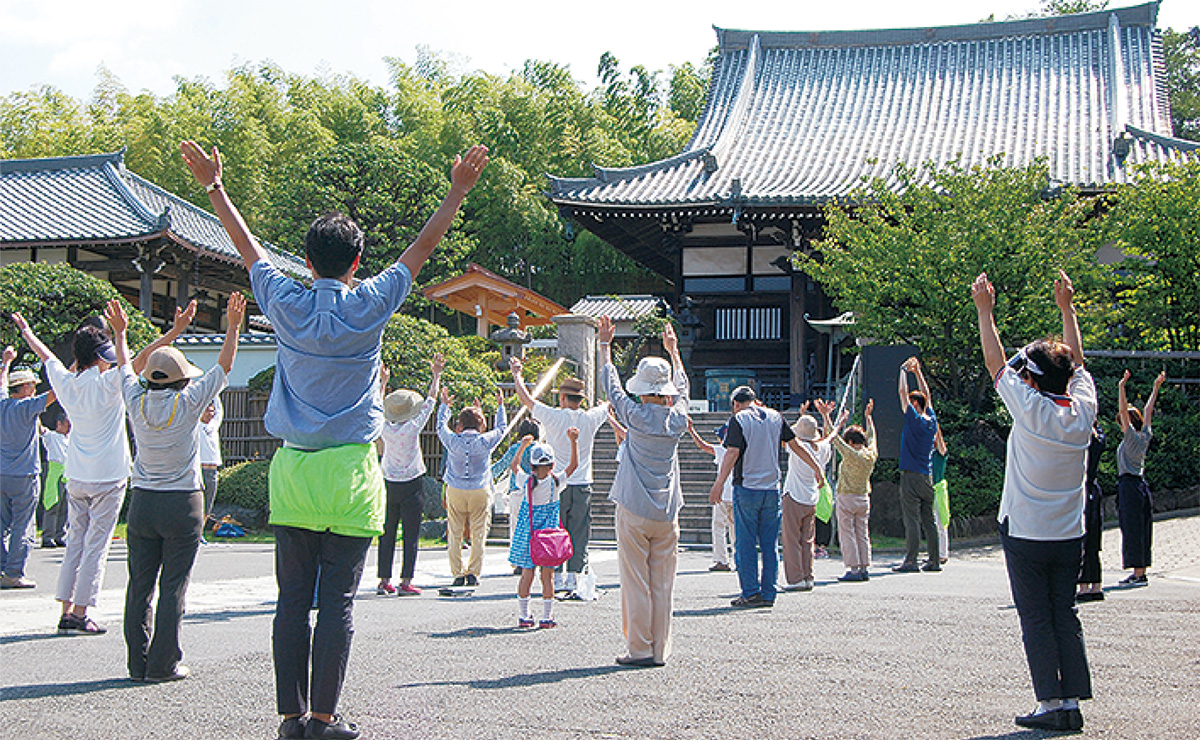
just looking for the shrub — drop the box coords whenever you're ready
[217,459,271,512]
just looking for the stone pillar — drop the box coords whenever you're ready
[553,314,599,405]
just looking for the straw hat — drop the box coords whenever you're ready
[384,389,424,424]
[141,347,203,384]
[625,357,678,396]
[7,368,38,387]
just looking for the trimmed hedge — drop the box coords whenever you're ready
[216,459,270,512]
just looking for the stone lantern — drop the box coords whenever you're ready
[490,312,531,370]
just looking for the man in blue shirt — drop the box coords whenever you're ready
[1,351,54,590]
[181,139,488,740]
[895,356,941,572]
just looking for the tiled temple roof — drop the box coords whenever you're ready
[549,2,1196,209]
[1,151,306,277]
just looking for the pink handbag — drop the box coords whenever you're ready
[527,476,573,568]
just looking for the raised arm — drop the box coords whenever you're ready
[686,417,715,456]
[598,316,615,370]
[606,406,627,446]
[911,358,933,413]
[104,300,131,368]
[508,356,536,411]
[663,322,683,376]
[129,300,198,375]
[1,345,14,393]
[398,146,489,280]
[1142,370,1166,428]
[511,435,534,475]
[972,273,1006,381]
[428,353,445,401]
[813,398,838,442]
[217,293,245,374]
[1055,270,1083,366]
[565,427,580,478]
[180,141,271,269]
[11,313,55,362]
[898,360,911,413]
[1117,370,1131,432]
[934,425,947,456]
[864,398,876,446]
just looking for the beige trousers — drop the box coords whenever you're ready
[837,493,871,570]
[780,495,816,585]
[615,504,679,663]
[445,486,491,578]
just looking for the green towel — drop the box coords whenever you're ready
[934,479,950,526]
[269,444,385,538]
[42,460,64,510]
[815,480,834,523]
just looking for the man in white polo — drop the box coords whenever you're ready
[510,357,608,595]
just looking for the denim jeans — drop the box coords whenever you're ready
[0,474,39,578]
[733,486,781,601]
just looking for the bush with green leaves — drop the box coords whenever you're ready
[381,314,503,413]
[0,262,158,365]
[216,459,271,512]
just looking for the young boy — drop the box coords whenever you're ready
[108,293,242,683]
[685,418,734,572]
[437,388,507,589]
[181,138,487,740]
[508,430,579,628]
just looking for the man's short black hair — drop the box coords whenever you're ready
[731,385,757,404]
[73,325,111,368]
[1024,339,1074,396]
[305,213,364,279]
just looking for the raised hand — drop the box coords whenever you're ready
[180,140,222,189]
[431,352,446,375]
[10,312,30,333]
[662,322,678,355]
[379,363,390,389]
[1120,369,1131,386]
[971,273,995,312]
[226,292,247,326]
[1054,269,1075,312]
[2,345,15,365]
[449,145,490,194]
[1154,370,1166,389]
[598,315,616,345]
[566,426,580,442]
[103,300,128,334]
[865,398,874,416]
[439,387,454,406]
[508,355,524,375]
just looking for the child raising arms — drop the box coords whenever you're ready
[509,428,579,628]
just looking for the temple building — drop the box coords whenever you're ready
[1,150,306,332]
[548,2,1197,406]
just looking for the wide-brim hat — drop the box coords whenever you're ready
[384,389,424,424]
[141,346,204,384]
[794,414,819,440]
[7,368,38,387]
[556,377,586,396]
[626,357,678,397]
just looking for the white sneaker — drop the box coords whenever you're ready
[564,572,578,591]
[554,573,565,591]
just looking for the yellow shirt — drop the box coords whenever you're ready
[831,427,878,497]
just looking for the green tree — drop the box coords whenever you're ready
[0,263,158,365]
[381,314,502,412]
[1098,160,1200,351]
[798,158,1102,409]
[1163,29,1200,141]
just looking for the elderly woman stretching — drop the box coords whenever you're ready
[599,316,689,668]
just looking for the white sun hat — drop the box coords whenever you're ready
[625,356,679,397]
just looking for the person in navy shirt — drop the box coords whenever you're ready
[894,356,941,573]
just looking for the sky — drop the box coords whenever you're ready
[0,1,1195,101]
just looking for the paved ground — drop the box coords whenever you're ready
[1,515,1197,740]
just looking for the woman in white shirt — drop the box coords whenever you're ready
[780,401,835,591]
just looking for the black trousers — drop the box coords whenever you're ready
[1000,520,1092,702]
[1117,474,1153,569]
[273,526,370,717]
[1078,480,1104,584]
[378,478,423,580]
[123,488,204,680]
[899,471,939,565]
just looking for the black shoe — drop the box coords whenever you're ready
[730,594,771,608]
[1075,591,1105,603]
[1064,708,1084,731]
[451,576,466,587]
[57,613,106,635]
[278,716,307,739]
[708,562,732,572]
[921,561,942,572]
[144,664,190,683]
[615,655,662,668]
[1015,708,1067,731]
[1118,574,1148,588]
[305,715,359,739]
[465,574,478,587]
[892,562,920,573]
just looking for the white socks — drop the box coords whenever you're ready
[543,598,554,620]
[1037,699,1064,714]
[1062,698,1079,710]
[518,597,530,620]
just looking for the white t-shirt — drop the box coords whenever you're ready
[41,430,69,465]
[712,445,734,503]
[996,366,1097,541]
[532,400,608,486]
[516,470,565,506]
[44,359,131,484]
[197,395,223,466]
[783,438,832,505]
[379,397,436,482]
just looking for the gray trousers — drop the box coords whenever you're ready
[900,470,939,565]
[201,466,219,522]
[123,488,204,680]
[560,484,592,574]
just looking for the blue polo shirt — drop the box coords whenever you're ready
[0,392,50,477]
[250,259,412,450]
[899,405,937,475]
